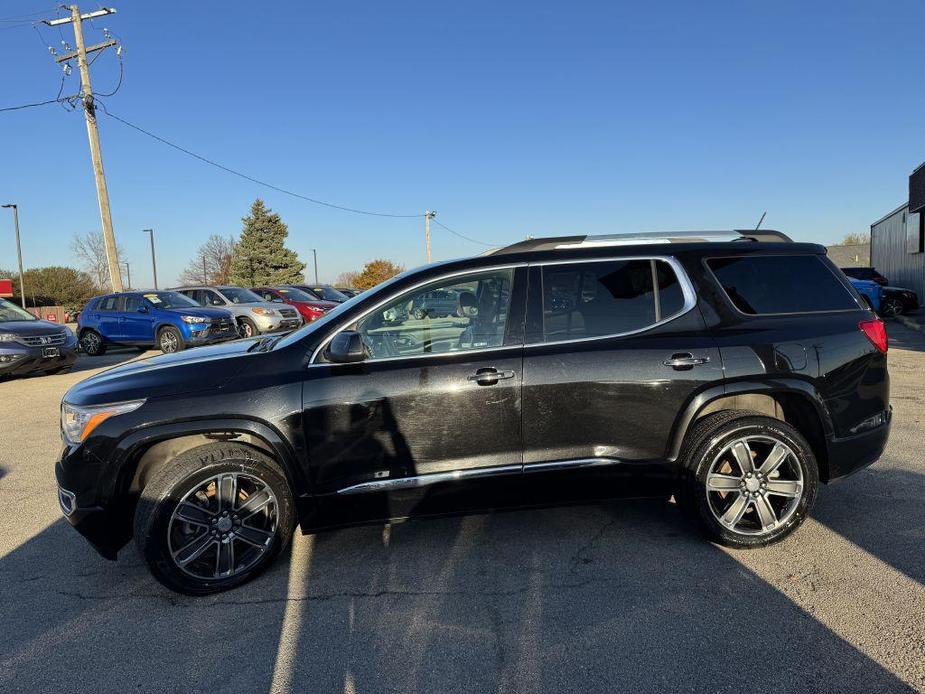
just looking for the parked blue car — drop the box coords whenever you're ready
[77,291,238,355]
[848,278,882,313]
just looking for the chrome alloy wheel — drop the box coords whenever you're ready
[167,473,278,580]
[82,331,101,352]
[160,330,180,353]
[705,435,804,536]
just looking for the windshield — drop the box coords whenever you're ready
[0,298,35,323]
[277,287,316,302]
[143,291,200,310]
[220,287,264,304]
[308,286,349,302]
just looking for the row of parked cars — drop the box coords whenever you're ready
[0,284,360,379]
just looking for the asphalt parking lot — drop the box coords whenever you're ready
[1,323,924,694]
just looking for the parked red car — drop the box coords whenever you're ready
[251,286,338,322]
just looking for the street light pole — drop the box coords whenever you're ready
[142,228,158,289]
[122,261,131,290]
[311,248,318,284]
[1,204,26,309]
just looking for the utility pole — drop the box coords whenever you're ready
[424,210,436,263]
[1,204,26,309]
[310,249,319,284]
[142,228,158,289]
[43,6,122,292]
[122,261,131,289]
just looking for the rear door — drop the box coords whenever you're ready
[521,257,723,465]
[96,295,122,341]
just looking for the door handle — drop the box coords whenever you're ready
[663,353,711,370]
[467,368,516,385]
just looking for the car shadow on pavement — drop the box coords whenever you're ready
[0,494,915,693]
[814,467,925,586]
[67,349,151,375]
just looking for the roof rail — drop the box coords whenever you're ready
[488,229,792,255]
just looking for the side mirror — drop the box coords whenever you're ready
[327,330,367,364]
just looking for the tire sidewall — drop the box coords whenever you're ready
[80,330,106,356]
[688,417,819,548]
[238,318,257,338]
[136,448,295,595]
[158,326,183,353]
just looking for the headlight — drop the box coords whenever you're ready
[180,315,209,324]
[60,400,145,445]
[0,333,18,342]
[251,307,275,316]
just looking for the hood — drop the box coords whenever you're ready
[64,337,262,406]
[161,306,231,320]
[0,319,68,336]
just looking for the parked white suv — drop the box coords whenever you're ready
[175,286,302,337]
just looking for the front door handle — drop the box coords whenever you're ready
[663,353,711,370]
[467,368,516,385]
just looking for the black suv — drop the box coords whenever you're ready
[56,230,891,594]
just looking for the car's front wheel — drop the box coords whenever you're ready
[881,296,904,317]
[134,443,295,595]
[237,317,258,338]
[158,326,184,353]
[677,411,818,548]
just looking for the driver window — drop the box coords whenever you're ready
[356,269,514,360]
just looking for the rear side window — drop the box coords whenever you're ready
[541,259,687,341]
[98,296,118,311]
[708,255,858,315]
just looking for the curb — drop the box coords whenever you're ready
[895,314,925,333]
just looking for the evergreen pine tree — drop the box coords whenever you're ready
[228,199,305,285]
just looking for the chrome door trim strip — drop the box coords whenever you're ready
[336,464,522,495]
[523,457,622,473]
[334,457,624,495]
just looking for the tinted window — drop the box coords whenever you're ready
[708,255,857,315]
[142,291,200,310]
[354,269,514,360]
[277,287,315,302]
[541,259,684,340]
[309,286,349,302]
[98,296,118,311]
[122,295,141,312]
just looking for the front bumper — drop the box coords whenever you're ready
[824,408,892,482]
[0,342,78,376]
[256,317,302,333]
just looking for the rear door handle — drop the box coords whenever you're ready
[663,353,711,370]
[467,368,516,385]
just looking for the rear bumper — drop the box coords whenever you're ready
[824,408,892,482]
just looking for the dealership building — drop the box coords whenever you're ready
[870,162,925,297]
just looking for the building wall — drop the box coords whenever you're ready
[826,243,870,267]
[871,203,925,297]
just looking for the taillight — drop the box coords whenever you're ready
[859,319,888,353]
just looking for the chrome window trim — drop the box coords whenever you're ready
[309,254,697,366]
[308,263,524,366]
[334,457,623,495]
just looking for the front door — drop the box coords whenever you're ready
[120,295,155,343]
[302,267,525,495]
[522,257,723,465]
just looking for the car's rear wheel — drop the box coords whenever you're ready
[134,443,295,595]
[79,330,107,356]
[158,326,184,353]
[677,411,818,548]
[237,317,258,338]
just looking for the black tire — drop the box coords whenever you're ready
[237,317,258,338]
[134,442,296,595]
[79,329,107,356]
[880,297,903,318]
[157,326,184,353]
[676,410,818,548]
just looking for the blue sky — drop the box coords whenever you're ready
[2,0,923,287]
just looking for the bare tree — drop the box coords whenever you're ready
[841,232,870,245]
[178,234,235,285]
[333,271,360,288]
[71,231,124,292]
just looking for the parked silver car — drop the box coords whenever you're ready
[174,286,302,337]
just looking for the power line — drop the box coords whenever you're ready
[431,219,497,247]
[95,101,426,219]
[0,96,75,113]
